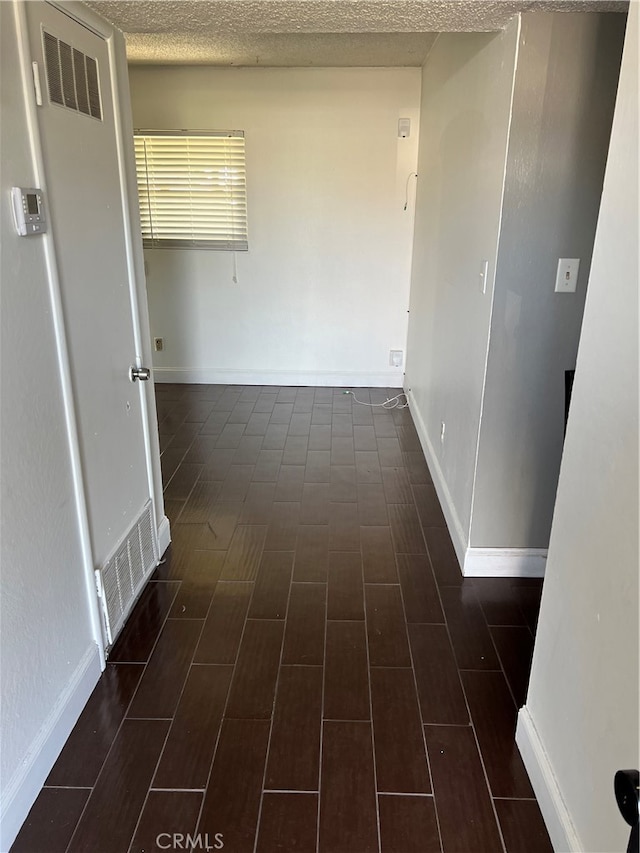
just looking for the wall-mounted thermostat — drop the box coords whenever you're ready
[11,187,47,235]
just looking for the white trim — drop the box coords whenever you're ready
[111,16,167,547]
[516,706,583,852]
[47,0,113,38]
[107,20,164,561]
[406,387,466,569]
[153,367,404,388]
[0,644,102,853]
[157,514,171,557]
[468,14,522,543]
[463,547,547,577]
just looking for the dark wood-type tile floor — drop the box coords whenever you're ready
[13,384,553,853]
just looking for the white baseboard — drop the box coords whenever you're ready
[0,644,102,853]
[406,388,467,569]
[157,514,171,558]
[516,706,582,852]
[153,367,403,388]
[405,392,547,580]
[463,547,547,577]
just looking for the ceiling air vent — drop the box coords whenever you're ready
[42,30,102,120]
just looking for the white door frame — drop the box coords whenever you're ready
[13,0,169,665]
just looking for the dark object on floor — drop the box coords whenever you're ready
[614,768,640,853]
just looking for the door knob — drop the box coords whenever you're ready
[129,366,151,382]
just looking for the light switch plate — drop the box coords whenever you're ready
[555,258,580,293]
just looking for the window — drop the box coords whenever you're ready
[133,131,248,250]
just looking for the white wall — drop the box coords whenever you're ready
[471,13,626,549]
[517,5,639,849]
[128,66,421,387]
[0,3,100,847]
[405,23,520,559]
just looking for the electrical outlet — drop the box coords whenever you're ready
[440,421,446,443]
[154,337,164,352]
[389,349,403,368]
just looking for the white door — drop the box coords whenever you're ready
[26,1,158,646]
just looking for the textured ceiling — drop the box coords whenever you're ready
[119,32,440,66]
[87,0,628,65]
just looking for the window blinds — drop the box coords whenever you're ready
[133,131,248,250]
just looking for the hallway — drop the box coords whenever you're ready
[13,384,553,853]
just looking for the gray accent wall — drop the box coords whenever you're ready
[406,11,626,563]
[471,12,627,548]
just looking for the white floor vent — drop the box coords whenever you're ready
[97,501,158,647]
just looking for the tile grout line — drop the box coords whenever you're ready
[191,533,259,843]
[416,511,511,853]
[468,574,528,714]
[150,787,205,793]
[41,785,92,791]
[377,791,435,798]
[160,438,190,491]
[493,796,540,801]
[486,624,528,711]
[395,549,445,853]
[125,717,175,853]
[361,541,383,853]
[62,579,182,853]
[125,547,223,852]
[262,789,317,795]
[403,462,477,850]
[417,489,513,853]
[315,554,330,853]
[251,533,296,853]
[170,467,200,523]
[162,420,200,496]
[28,388,548,853]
